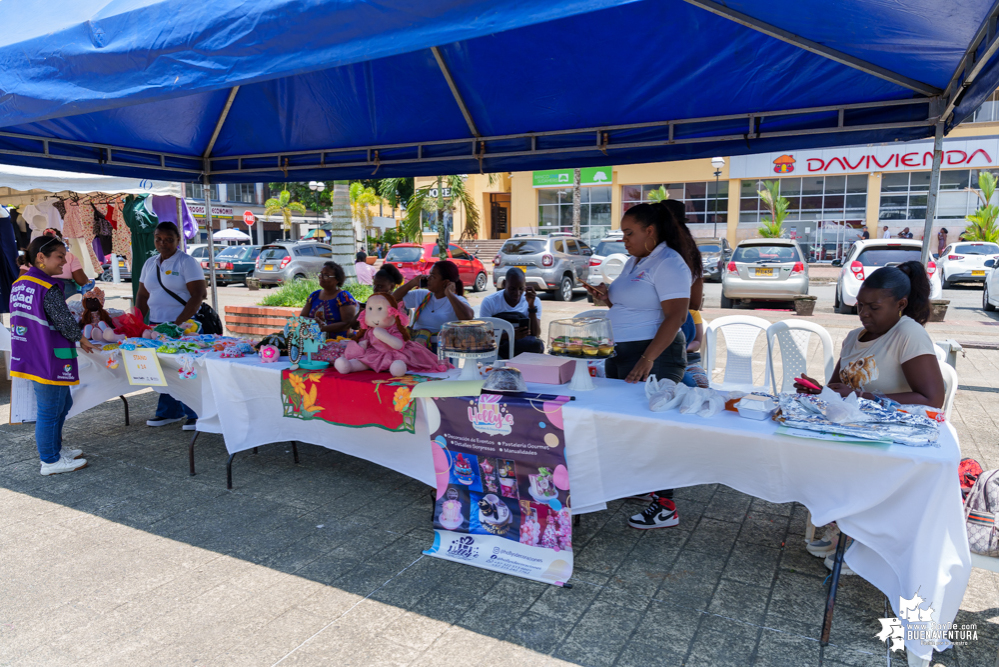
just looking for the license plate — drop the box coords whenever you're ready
[118,261,125,267]
[216,263,223,269]
[513,265,528,274]
[754,268,774,277]
[973,270,986,276]
[263,265,274,271]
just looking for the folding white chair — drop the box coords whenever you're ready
[765,320,835,394]
[475,317,516,363]
[704,315,771,392]
[939,359,958,422]
[573,310,608,320]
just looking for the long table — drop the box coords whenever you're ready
[202,355,970,662]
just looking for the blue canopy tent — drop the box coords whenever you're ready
[0,1,993,658]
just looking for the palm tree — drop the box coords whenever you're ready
[401,175,481,253]
[350,182,382,243]
[964,171,999,243]
[757,180,789,238]
[571,168,581,237]
[264,190,307,241]
[647,185,669,203]
[328,181,356,280]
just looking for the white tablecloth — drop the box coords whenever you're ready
[69,351,221,433]
[203,357,969,660]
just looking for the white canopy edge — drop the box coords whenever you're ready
[0,164,182,205]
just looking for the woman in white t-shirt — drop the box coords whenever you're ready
[585,202,701,532]
[395,259,474,349]
[136,222,207,429]
[796,261,944,408]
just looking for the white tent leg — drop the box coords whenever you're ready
[921,121,945,265]
[204,172,218,311]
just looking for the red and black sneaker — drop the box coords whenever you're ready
[628,495,679,530]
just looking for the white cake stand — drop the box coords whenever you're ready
[440,348,497,381]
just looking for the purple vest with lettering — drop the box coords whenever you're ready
[9,266,79,385]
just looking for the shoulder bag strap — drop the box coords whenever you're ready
[155,260,189,308]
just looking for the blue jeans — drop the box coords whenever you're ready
[156,393,197,420]
[33,383,73,464]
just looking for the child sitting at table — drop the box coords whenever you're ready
[300,261,358,336]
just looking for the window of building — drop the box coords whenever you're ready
[186,183,219,201]
[621,182,729,225]
[228,183,256,204]
[739,175,867,228]
[536,186,612,243]
[969,89,999,123]
[879,169,999,222]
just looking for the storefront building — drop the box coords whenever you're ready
[417,102,999,258]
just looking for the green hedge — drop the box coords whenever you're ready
[257,280,373,308]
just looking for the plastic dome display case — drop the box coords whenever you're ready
[438,320,497,380]
[547,317,615,390]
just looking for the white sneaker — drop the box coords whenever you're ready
[40,455,88,476]
[807,524,840,558]
[824,554,855,576]
[61,447,83,460]
[146,417,184,427]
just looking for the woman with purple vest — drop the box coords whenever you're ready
[10,236,97,476]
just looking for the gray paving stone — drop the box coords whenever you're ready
[708,579,771,625]
[553,601,643,666]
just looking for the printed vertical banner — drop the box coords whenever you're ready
[423,393,573,586]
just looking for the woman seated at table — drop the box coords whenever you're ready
[584,201,700,530]
[795,261,944,408]
[372,263,403,295]
[394,259,474,350]
[301,261,358,336]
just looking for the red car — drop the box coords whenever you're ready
[384,242,488,292]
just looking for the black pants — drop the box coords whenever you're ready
[605,331,687,502]
[498,334,544,360]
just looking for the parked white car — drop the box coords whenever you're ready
[938,241,999,287]
[833,239,941,314]
[587,231,627,284]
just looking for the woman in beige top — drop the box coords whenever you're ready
[796,261,944,408]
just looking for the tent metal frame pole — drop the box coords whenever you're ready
[431,47,481,138]
[921,122,945,266]
[200,86,239,313]
[940,0,999,123]
[683,0,941,96]
[203,171,218,311]
[0,96,933,177]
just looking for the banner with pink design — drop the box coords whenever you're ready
[423,393,574,586]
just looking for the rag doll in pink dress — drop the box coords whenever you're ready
[335,292,451,377]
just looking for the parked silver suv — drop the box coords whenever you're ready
[256,241,334,286]
[493,234,592,301]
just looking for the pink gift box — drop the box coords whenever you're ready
[506,353,575,385]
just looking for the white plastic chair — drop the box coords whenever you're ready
[476,317,515,362]
[939,359,958,421]
[573,310,609,320]
[765,320,835,394]
[704,315,771,392]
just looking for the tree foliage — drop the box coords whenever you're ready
[400,175,481,247]
[263,190,307,237]
[757,180,789,238]
[964,171,999,243]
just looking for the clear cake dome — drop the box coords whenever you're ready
[548,317,615,358]
[439,320,496,354]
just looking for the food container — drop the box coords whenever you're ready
[506,352,575,385]
[735,395,777,421]
[547,317,615,359]
[483,367,528,393]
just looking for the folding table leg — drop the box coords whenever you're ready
[226,453,236,490]
[573,514,580,527]
[429,490,436,522]
[820,532,850,645]
[188,431,199,476]
[291,441,299,464]
[252,447,258,455]
[885,596,893,666]
[119,395,129,426]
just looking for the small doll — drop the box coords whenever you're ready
[335,292,451,377]
[80,286,114,329]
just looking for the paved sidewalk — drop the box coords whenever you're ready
[2,283,998,666]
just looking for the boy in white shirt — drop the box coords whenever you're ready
[479,268,543,358]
